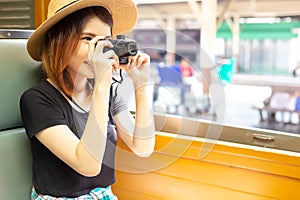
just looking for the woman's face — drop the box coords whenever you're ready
[67,15,111,80]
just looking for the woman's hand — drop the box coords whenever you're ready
[120,51,151,88]
[88,36,119,84]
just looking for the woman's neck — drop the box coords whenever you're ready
[72,74,88,93]
[71,76,91,112]
[47,77,91,113]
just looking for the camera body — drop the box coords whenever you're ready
[103,35,138,64]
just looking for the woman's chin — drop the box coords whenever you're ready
[85,74,95,79]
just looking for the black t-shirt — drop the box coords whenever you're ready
[20,80,127,197]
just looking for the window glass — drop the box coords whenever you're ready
[0,0,34,29]
[129,21,300,139]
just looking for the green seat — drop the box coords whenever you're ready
[0,36,41,200]
[0,129,32,199]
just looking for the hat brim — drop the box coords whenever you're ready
[27,0,137,61]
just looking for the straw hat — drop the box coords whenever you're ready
[27,0,137,61]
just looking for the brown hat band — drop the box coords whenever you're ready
[55,0,79,13]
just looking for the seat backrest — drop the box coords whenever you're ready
[0,32,41,199]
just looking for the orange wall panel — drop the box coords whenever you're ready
[112,133,300,200]
[34,0,50,28]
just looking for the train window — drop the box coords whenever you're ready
[125,27,300,153]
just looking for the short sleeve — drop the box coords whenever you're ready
[111,86,128,117]
[20,89,67,138]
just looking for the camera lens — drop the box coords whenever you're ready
[128,42,137,56]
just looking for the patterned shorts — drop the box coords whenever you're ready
[31,186,118,200]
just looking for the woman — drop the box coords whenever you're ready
[20,0,155,199]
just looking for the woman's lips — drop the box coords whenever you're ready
[84,61,92,69]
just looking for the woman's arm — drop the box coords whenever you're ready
[34,39,118,177]
[114,52,155,157]
[114,85,155,157]
[35,77,111,177]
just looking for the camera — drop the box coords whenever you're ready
[103,35,138,64]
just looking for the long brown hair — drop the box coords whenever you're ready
[41,6,113,97]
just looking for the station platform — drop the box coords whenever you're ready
[151,73,300,134]
[222,74,300,134]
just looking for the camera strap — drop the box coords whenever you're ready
[109,69,124,125]
[112,69,123,84]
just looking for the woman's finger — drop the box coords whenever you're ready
[95,40,113,55]
[136,54,145,68]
